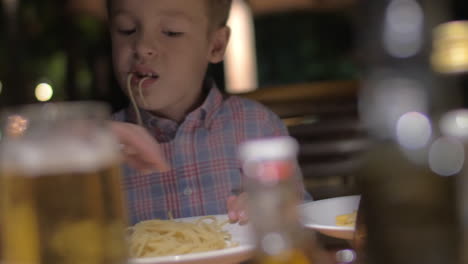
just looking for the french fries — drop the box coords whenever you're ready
[335,211,357,227]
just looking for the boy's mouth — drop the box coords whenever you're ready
[130,71,160,88]
[134,72,159,79]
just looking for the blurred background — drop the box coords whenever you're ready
[1,0,468,200]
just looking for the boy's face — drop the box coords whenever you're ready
[109,0,229,121]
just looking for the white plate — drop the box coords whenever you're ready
[299,195,361,240]
[129,215,255,264]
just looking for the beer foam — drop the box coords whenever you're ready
[1,131,121,176]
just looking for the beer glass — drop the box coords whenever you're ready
[0,102,127,264]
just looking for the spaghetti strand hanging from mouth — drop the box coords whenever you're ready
[127,73,143,126]
[138,77,150,108]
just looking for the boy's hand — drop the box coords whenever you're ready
[109,121,170,173]
[227,192,248,224]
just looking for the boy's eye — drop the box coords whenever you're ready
[163,31,184,37]
[117,28,136,35]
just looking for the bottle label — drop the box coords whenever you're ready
[245,160,294,183]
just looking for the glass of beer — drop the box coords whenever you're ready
[0,102,127,264]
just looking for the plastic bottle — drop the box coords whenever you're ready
[239,137,326,264]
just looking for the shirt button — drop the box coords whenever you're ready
[184,187,193,196]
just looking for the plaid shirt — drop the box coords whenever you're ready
[113,84,307,224]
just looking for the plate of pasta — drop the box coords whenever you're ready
[299,195,361,240]
[127,215,255,264]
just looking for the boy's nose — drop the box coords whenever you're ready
[135,37,157,59]
[135,45,156,58]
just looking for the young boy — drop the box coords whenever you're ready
[107,0,309,224]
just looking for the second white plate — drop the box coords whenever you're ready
[299,195,361,240]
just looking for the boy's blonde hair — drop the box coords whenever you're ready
[106,0,232,29]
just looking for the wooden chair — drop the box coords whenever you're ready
[240,80,368,199]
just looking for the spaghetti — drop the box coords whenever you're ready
[126,74,150,125]
[138,77,149,108]
[127,216,237,258]
[126,73,143,126]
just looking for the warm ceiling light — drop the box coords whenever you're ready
[224,0,258,94]
[432,20,468,74]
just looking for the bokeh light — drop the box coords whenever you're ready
[35,83,54,102]
[6,115,29,138]
[360,73,428,139]
[440,109,468,140]
[429,137,464,177]
[396,112,432,149]
[336,249,357,264]
[384,0,424,58]
[432,21,468,73]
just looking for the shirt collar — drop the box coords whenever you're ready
[185,81,224,125]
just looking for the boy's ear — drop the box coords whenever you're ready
[208,26,231,64]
